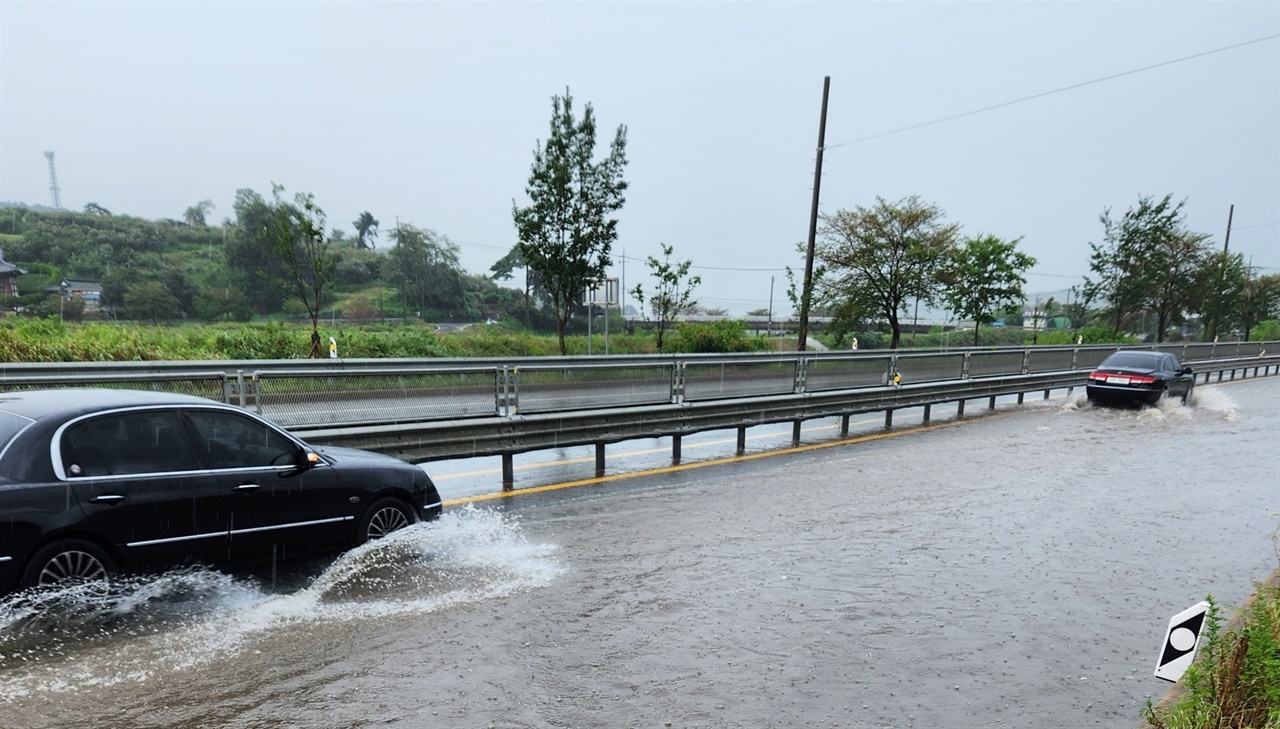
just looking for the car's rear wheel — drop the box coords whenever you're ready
[359,498,415,543]
[21,539,116,589]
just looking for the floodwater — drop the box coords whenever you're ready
[1,378,1277,728]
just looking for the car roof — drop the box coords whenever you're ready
[1104,350,1165,360]
[0,388,220,421]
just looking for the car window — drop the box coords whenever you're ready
[184,409,297,469]
[61,410,194,477]
[0,409,34,455]
[1100,353,1161,369]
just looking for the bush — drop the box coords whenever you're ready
[1249,320,1280,342]
[667,320,773,353]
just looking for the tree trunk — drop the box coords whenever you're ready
[973,323,981,347]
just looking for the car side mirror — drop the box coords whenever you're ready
[1181,366,1193,375]
[280,448,318,477]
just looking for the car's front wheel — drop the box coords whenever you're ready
[21,539,116,589]
[358,498,416,543]
[1182,380,1194,405]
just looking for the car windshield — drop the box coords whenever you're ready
[0,409,35,453]
[1100,353,1163,370]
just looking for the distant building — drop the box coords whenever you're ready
[45,279,104,310]
[0,250,27,297]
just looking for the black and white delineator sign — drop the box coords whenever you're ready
[1154,601,1210,682]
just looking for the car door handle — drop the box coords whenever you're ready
[89,494,126,504]
[233,483,261,493]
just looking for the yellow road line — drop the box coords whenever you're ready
[442,415,976,507]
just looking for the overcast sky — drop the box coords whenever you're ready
[2,1,1277,316]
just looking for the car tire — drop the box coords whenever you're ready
[358,498,416,543]
[1182,381,1194,405]
[21,538,116,589]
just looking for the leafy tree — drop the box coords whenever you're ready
[353,211,379,250]
[814,196,960,349]
[83,203,111,216]
[1197,250,1248,341]
[1239,273,1280,341]
[1083,195,1206,342]
[160,268,198,318]
[631,243,700,351]
[124,280,180,323]
[227,188,291,314]
[386,224,468,318]
[944,234,1035,347]
[512,88,628,354]
[263,185,338,357]
[183,199,214,227]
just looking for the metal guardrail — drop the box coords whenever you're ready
[2,342,1276,489]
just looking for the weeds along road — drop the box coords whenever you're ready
[2,378,1277,729]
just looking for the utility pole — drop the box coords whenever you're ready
[797,76,830,352]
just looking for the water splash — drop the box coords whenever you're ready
[1189,386,1239,420]
[0,506,561,700]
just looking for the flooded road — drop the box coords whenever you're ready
[2,378,1277,728]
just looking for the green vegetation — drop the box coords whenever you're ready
[511,87,629,354]
[1143,584,1280,729]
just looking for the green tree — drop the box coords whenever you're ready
[386,224,468,318]
[183,199,214,227]
[264,185,338,357]
[124,280,180,323]
[944,234,1036,347]
[1239,272,1280,341]
[227,188,291,314]
[353,211,379,250]
[1083,195,1205,342]
[814,196,960,349]
[512,88,628,354]
[631,243,701,351]
[1197,250,1248,341]
[83,202,111,216]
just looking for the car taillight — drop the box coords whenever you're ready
[1088,372,1108,381]
[1127,374,1156,384]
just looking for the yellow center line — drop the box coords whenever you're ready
[442,414,979,507]
[433,416,882,480]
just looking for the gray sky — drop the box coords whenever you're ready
[2,1,1277,316]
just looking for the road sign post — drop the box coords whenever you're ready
[1154,601,1210,682]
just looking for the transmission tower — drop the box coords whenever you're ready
[44,151,62,209]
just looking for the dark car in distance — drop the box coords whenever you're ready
[0,389,442,593]
[1086,351,1195,406]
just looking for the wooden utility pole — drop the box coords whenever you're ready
[796,76,830,352]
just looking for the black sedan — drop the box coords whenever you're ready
[0,389,442,593]
[1085,350,1195,406]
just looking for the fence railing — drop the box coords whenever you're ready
[2,342,1276,490]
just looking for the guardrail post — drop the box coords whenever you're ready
[512,367,521,415]
[957,399,966,418]
[962,352,971,379]
[795,357,808,393]
[672,363,685,404]
[595,443,606,477]
[672,434,682,463]
[792,421,802,444]
[502,453,514,491]
[1022,349,1031,375]
[840,414,850,435]
[922,404,931,423]
[237,370,247,409]
[884,409,893,428]
[737,426,747,454]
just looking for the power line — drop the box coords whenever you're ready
[824,34,1280,150]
